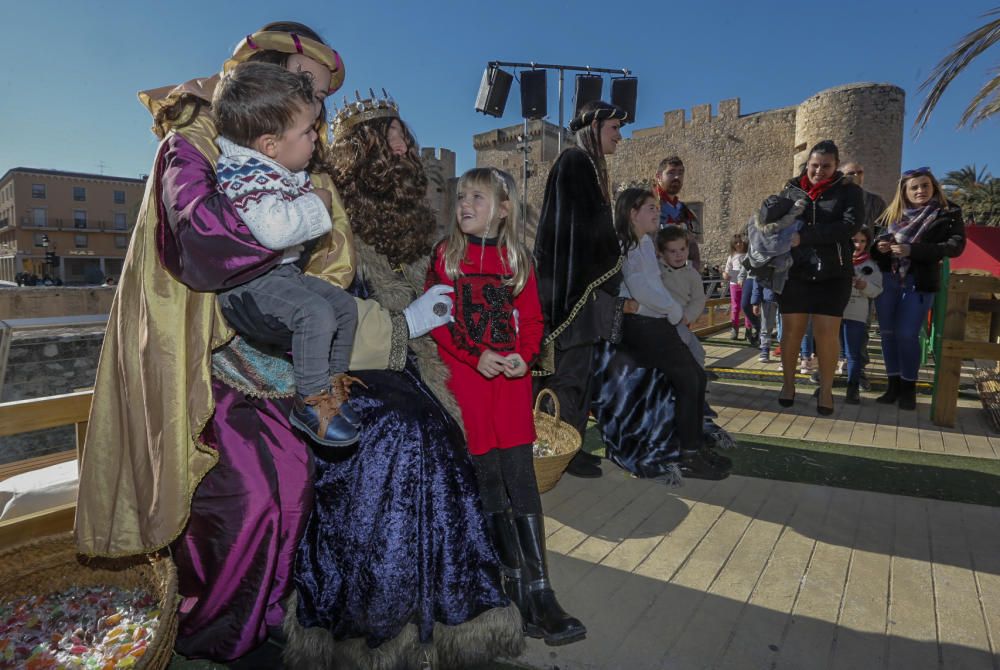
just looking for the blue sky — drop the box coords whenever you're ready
[1,0,998,183]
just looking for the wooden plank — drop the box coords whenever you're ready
[948,274,1000,294]
[0,449,75,482]
[0,503,75,551]
[587,478,751,669]
[886,497,937,670]
[960,504,1000,661]
[932,291,969,427]
[941,338,1000,361]
[829,491,893,670]
[715,484,836,670]
[928,500,996,668]
[773,487,864,670]
[666,479,804,668]
[0,390,92,438]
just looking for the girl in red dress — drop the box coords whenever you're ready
[427,167,586,646]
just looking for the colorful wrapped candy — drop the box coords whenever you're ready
[0,585,159,669]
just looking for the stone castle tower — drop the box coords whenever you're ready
[472,82,905,266]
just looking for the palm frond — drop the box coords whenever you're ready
[963,67,1000,125]
[915,7,1000,132]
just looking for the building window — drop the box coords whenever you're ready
[32,184,46,199]
[114,190,125,204]
[34,232,47,247]
[74,210,87,228]
[73,186,86,201]
[115,235,129,249]
[75,234,88,248]
[113,212,127,229]
[32,208,47,227]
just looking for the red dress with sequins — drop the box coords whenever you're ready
[427,237,543,455]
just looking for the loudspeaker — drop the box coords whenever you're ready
[520,69,547,120]
[475,65,513,118]
[574,74,603,118]
[611,77,638,123]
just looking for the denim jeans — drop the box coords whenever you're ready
[875,272,933,381]
[841,319,867,385]
[800,317,814,358]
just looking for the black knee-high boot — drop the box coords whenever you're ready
[513,514,586,646]
[485,509,527,614]
[877,375,899,404]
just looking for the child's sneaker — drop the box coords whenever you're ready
[799,357,810,375]
[290,388,359,447]
[758,348,770,363]
[836,358,846,375]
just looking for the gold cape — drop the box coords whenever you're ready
[75,92,398,557]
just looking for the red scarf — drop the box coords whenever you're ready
[852,250,870,266]
[654,184,678,206]
[800,173,836,201]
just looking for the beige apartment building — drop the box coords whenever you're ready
[0,168,146,284]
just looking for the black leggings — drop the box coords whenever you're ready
[471,445,543,516]
[622,314,707,451]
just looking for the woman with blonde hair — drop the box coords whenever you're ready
[871,167,964,410]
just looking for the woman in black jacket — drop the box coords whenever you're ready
[776,140,864,414]
[871,167,965,410]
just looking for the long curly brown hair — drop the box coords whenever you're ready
[329,116,436,266]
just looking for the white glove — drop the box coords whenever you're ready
[403,284,454,338]
[791,198,809,216]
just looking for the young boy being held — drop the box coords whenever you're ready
[212,61,361,447]
[656,225,706,366]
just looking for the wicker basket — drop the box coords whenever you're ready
[0,532,179,670]
[532,389,583,493]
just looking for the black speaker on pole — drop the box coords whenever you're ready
[574,74,603,118]
[611,77,638,123]
[519,69,547,119]
[475,65,513,118]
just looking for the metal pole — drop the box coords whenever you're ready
[522,116,529,246]
[558,69,564,154]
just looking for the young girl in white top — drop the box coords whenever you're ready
[722,235,749,339]
[842,227,883,405]
[614,187,729,480]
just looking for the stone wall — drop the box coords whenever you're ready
[0,286,114,320]
[0,326,104,463]
[608,99,798,267]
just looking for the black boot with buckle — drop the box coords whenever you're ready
[513,514,586,646]
[484,509,527,615]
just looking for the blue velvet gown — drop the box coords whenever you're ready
[591,342,734,480]
[590,342,683,479]
[294,279,509,648]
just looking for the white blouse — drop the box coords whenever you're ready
[620,235,683,324]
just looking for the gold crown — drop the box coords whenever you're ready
[331,89,400,136]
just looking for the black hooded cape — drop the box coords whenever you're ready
[533,147,622,345]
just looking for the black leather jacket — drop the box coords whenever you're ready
[778,173,865,282]
[870,203,965,293]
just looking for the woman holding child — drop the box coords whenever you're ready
[76,21,523,668]
[774,140,864,415]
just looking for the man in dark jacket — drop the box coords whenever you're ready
[842,162,887,233]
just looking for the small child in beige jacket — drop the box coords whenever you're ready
[656,225,707,366]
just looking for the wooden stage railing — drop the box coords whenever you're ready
[0,391,90,548]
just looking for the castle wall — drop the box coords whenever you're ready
[608,99,798,268]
